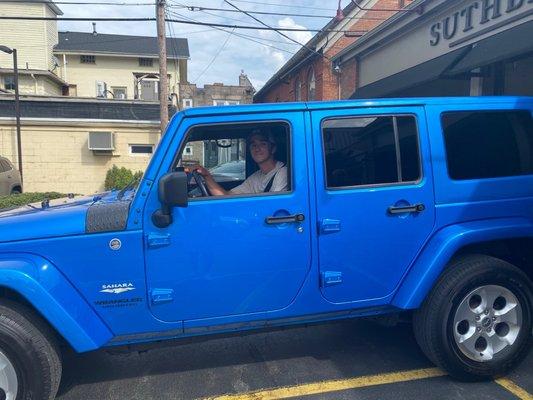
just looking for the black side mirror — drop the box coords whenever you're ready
[152,171,188,228]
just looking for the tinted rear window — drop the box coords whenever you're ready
[322,115,420,188]
[442,111,533,180]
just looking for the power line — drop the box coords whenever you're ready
[192,27,234,83]
[18,0,155,4]
[183,9,300,46]
[0,15,367,33]
[167,10,296,55]
[223,0,332,63]
[199,0,337,12]
[170,4,388,22]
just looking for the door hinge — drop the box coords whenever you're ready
[146,232,171,248]
[319,219,341,234]
[321,271,343,287]
[150,288,174,304]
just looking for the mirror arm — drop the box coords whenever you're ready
[152,204,172,228]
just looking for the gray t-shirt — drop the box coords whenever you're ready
[231,161,288,194]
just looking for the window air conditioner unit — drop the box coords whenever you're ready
[88,131,114,151]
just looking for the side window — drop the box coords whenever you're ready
[322,115,421,188]
[175,121,291,198]
[0,161,7,173]
[442,111,533,180]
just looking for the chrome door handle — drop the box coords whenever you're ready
[265,214,305,224]
[388,203,425,215]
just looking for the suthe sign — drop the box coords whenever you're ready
[430,0,533,46]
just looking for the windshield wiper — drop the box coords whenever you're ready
[117,176,141,201]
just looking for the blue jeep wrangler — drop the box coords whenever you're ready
[0,97,532,399]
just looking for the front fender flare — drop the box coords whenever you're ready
[0,253,113,352]
[392,218,533,310]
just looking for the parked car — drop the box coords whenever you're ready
[209,160,246,181]
[0,97,532,399]
[0,156,22,196]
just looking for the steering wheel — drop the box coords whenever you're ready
[191,170,210,197]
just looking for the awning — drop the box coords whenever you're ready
[352,47,471,99]
[447,20,533,75]
[351,19,533,99]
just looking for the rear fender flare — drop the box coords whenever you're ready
[392,218,533,310]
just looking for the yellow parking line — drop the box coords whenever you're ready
[207,367,446,400]
[495,378,533,400]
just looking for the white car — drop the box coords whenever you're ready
[0,157,22,196]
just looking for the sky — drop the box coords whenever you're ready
[56,0,351,90]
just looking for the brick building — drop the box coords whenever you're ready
[178,72,255,169]
[254,0,414,103]
[179,71,255,109]
[334,0,533,98]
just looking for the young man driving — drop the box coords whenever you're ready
[193,129,288,196]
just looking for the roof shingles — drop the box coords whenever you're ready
[54,32,189,59]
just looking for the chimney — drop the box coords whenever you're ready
[239,70,252,87]
[335,0,345,21]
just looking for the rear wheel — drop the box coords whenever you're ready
[9,189,21,195]
[413,255,532,380]
[0,300,62,399]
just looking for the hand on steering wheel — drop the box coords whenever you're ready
[191,169,210,197]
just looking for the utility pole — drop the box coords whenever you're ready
[0,46,22,183]
[156,0,169,134]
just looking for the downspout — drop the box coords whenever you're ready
[30,73,38,95]
[62,54,68,82]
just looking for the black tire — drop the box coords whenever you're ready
[0,299,62,400]
[10,189,21,195]
[413,254,532,380]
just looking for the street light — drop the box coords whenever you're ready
[0,45,22,184]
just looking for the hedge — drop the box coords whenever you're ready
[0,192,69,210]
[104,165,143,191]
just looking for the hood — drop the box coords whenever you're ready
[0,191,128,243]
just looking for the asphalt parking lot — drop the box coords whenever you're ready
[56,319,532,400]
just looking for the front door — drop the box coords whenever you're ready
[144,112,312,323]
[312,106,435,305]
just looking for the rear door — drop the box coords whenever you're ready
[312,106,435,304]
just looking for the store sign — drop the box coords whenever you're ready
[429,0,533,46]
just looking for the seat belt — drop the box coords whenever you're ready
[263,163,285,193]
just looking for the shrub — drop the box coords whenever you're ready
[0,192,68,210]
[104,165,143,191]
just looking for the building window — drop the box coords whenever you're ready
[442,110,533,180]
[322,115,420,188]
[213,100,240,106]
[3,75,15,91]
[80,55,95,64]
[398,0,405,7]
[294,78,302,101]
[112,87,127,99]
[130,144,154,156]
[96,81,107,98]
[183,98,193,108]
[139,58,154,67]
[68,84,78,97]
[184,144,193,156]
[308,68,316,101]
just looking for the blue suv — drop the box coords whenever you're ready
[0,97,532,399]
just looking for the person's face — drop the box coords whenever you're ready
[249,134,275,164]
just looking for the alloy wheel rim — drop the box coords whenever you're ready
[453,284,523,362]
[0,350,17,400]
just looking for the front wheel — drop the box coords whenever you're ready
[413,255,532,380]
[0,300,62,399]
